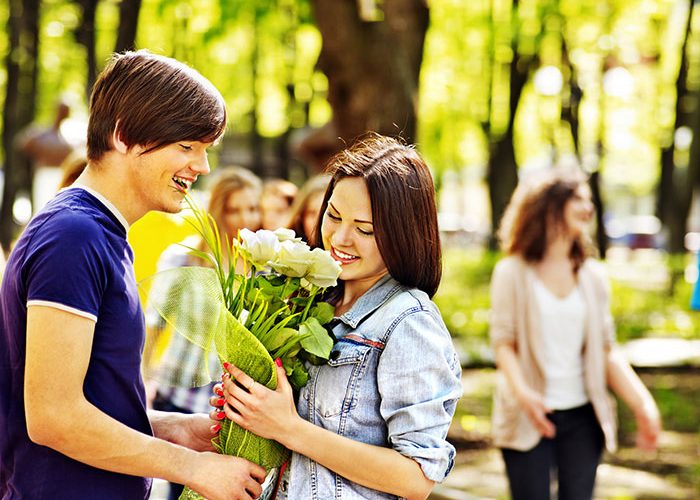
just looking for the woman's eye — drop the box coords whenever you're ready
[327,213,341,221]
[179,144,192,151]
[357,227,373,236]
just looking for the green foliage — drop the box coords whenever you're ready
[435,248,700,347]
[609,253,700,342]
[616,370,700,436]
[433,248,498,343]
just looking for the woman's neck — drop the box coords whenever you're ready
[542,234,573,263]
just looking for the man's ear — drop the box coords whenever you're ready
[112,121,129,154]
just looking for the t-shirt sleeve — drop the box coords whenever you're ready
[25,213,107,321]
[377,308,463,482]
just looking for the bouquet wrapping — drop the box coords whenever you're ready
[144,196,341,499]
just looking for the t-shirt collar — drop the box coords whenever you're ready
[69,184,130,232]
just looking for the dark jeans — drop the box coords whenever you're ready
[152,394,191,500]
[501,403,604,500]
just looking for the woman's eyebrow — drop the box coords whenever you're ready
[328,202,373,225]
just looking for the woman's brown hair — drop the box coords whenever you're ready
[316,134,442,298]
[497,167,592,271]
[87,50,226,161]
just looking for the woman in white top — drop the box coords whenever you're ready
[489,168,661,500]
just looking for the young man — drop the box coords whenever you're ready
[0,50,265,500]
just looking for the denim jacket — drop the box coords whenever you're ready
[277,274,463,499]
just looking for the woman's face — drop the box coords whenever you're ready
[261,194,292,230]
[321,177,388,290]
[562,183,594,238]
[302,191,326,241]
[222,188,261,237]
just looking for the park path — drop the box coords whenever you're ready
[430,367,699,500]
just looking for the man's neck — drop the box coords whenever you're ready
[75,159,145,225]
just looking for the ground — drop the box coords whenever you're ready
[430,368,700,500]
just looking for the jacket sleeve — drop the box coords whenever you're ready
[489,258,518,350]
[377,307,463,482]
[586,259,617,347]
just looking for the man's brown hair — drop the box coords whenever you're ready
[87,50,226,161]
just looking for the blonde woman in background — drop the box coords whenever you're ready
[286,174,331,245]
[490,168,661,500]
[260,178,297,230]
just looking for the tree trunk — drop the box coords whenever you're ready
[74,0,99,98]
[668,85,700,253]
[306,0,428,161]
[589,170,607,257]
[486,40,527,249]
[1,0,40,252]
[114,0,142,53]
[657,0,693,232]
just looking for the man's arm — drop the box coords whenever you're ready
[25,305,265,500]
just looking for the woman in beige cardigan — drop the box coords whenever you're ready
[490,168,660,500]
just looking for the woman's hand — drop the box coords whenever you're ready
[517,386,556,439]
[210,360,300,444]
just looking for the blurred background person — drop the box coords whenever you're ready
[260,178,297,230]
[286,174,331,245]
[16,100,76,212]
[145,166,262,500]
[489,168,661,500]
[57,148,88,190]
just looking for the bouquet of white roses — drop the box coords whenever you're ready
[144,195,340,499]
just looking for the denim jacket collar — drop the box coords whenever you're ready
[336,274,404,329]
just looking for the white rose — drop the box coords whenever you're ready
[238,228,280,268]
[305,248,342,288]
[270,239,312,277]
[274,227,302,243]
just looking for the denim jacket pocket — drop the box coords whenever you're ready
[312,340,374,420]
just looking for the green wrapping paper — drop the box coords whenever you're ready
[142,267,290,499]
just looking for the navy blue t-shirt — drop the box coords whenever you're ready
[0,187,152,499]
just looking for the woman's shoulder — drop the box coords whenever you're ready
[580,257,608,280]
[491,254,529,283]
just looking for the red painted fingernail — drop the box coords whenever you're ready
[215,387,224,397]
[211,424,221,433]
[223,362,230,370]
[216,398,225,406]
[275,358,283,367]
[216,411,225,419]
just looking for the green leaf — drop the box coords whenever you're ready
[266,327,298,352]
[285,357,310,390]
[299,317,334,359]
[309,301,335,325]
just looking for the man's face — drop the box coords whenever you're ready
[130,140,213,214]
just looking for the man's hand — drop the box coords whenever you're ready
[187,453,266,500]
[150,411,215,452]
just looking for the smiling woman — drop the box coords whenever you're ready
[490,167,661,500]
[212,133,463,500]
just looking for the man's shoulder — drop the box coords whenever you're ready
[29,200,106,244]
